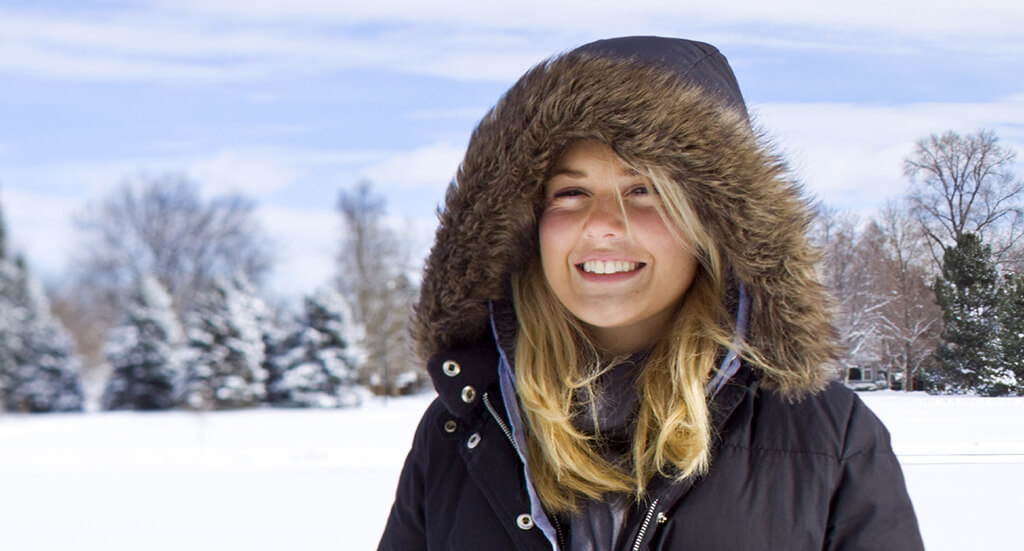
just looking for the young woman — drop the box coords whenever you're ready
[379,36,924,550]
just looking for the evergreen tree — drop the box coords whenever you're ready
[0,270,15,404]
[0,200,14,403]
[102,277,183,410]
[933,233,1008,395]
[181,275,267,410]
[261,312,297,406]
[267,287,360,408]
[0,258,83,412]
[998,273,1024,393]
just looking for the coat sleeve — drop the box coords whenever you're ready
[823,396,924,551]
[377,401,440,551]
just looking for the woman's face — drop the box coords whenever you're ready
[539,140,699,355]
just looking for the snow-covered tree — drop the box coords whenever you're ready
[933,233,1008,395]
[101,277,183,410]
[0,258,83,413]
[266,287,360,408]
[260,305,294,406]
[0,196,83,412]
[336,181,418,392]
[63,176,274,378]
[812,206,888,380]
[181,275,267,410]
[869,203,942,391]
[997,273,1024,393]
[72,175,273,320]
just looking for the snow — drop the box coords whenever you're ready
[858,391,1024,551]
[1,390,1022,550]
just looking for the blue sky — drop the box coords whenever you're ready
[2,0,1023,300]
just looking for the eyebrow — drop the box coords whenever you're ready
[548,166,642,179]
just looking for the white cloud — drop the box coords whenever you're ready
[0,144,447,297]
[3,1,1021,82]
[157,0,1024,40]
[2,189,80,281]
[256,198,439,298]
[359,142,464,191]
[187,150,303,197]
[3,146,388,202]
[406,107,490,121]
[257,205,338,298]
[751,95,1024,211]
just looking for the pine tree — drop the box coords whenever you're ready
[261,312,297,406]
[267,287,360,408]
[997,273,1024,394]
[102,277,184,410]
[0,267,16,405]
[933,233,1008,395]
[181,275,267,410]
[0,200,15,404]
[0,258,83,413]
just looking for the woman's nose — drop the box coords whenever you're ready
[583,195,627,238]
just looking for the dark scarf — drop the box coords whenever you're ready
[569,353,646,551]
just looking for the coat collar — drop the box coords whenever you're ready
[426,334,500,419]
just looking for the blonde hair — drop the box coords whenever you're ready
[512,163,739,513]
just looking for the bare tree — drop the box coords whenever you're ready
[60,174,273,372]
[336,181,419,393]
[903,129,1023,267]
[72,174,272,318]
[866,202,942,390]
[813,205,889,380]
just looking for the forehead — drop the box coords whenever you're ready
[548,141,643,179]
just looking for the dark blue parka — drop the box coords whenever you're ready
[379,37,924,550]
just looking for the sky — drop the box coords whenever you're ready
[2,0,1023,300]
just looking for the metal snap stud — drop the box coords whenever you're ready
[516,514,534,530]
[467,433,481,449]
[444,420,457,433]
[442,360,461,377]
[461,385,477,403]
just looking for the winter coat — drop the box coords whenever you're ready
[379,335,923,550]
[379,36,924,550]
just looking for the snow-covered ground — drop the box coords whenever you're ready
[1,390,1021,550]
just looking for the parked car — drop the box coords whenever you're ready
[846,379,888,391]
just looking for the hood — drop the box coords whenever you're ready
[413,36,839,396]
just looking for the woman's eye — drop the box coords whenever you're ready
[552,188,585,199]
[627,184,651,196]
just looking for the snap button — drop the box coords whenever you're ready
[442,360,461,377]
[444,420,457,433]
[467,433,481,449]
[657,512,668,524]
[461,385,477,403]
[516,514,534,530]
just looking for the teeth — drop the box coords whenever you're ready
[580,260,640,274]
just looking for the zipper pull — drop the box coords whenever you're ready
[631,498,661,551]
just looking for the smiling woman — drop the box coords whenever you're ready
[539,140,700,356]
[379,36,924,551]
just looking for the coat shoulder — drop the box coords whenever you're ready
[726,381,894,460]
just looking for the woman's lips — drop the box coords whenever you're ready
[578,259,643,275]
[575,260,646,282]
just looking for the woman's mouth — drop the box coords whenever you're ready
[578,260,644,275]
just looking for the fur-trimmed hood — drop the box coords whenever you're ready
[413,36,839,396]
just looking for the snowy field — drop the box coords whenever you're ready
[1,390,1022,550]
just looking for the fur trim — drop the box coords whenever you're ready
[413,38,839,396]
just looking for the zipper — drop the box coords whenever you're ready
[485,392,569,551]
[483,392,522,456]
[631,498,660,551]
[552,514,567,551]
